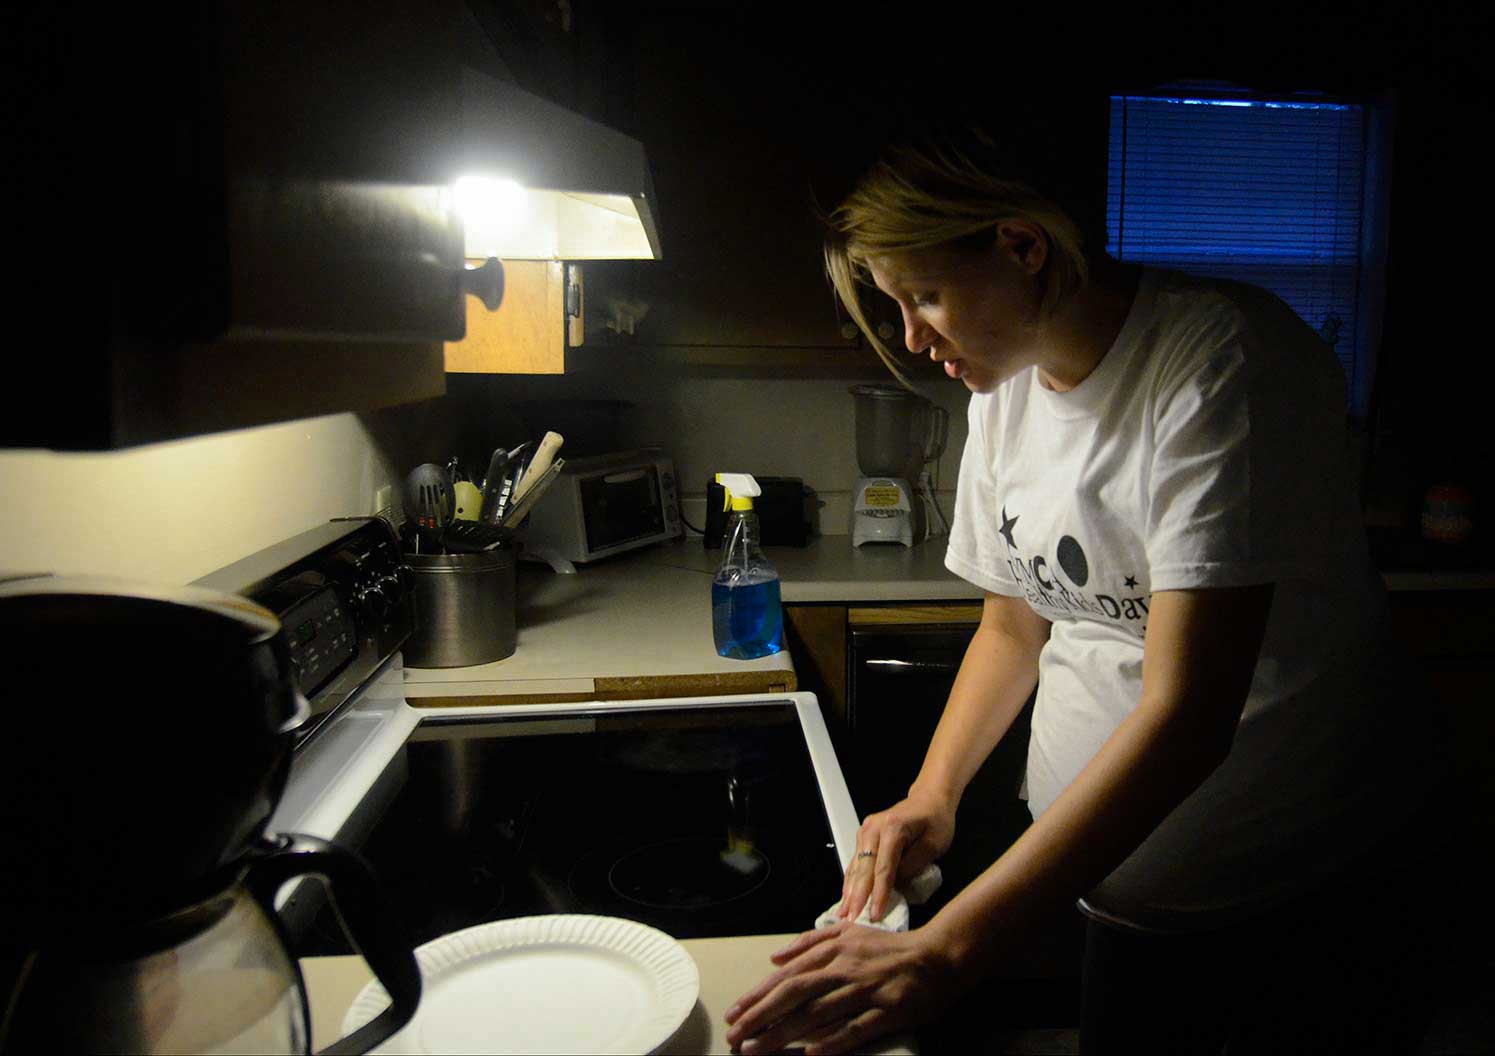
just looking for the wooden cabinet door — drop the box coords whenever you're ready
[445,260,567,374]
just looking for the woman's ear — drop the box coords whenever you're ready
[995,220,1048,276]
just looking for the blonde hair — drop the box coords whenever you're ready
[824,130,1091,385]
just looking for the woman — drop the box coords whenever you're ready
[723,129,1454,1054]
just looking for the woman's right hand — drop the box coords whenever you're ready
[839,785,958,925]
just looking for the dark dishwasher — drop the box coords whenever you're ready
[848,621,1084,1037]
[847,622,1034,869]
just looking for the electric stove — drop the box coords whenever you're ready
[294,700,850,955]
[197,519,861,959]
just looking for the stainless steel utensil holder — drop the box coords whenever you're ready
[403,549,517,668]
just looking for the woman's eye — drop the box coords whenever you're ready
[912,294,937,307]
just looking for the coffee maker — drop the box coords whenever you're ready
[849,384,950,547]
[0,577,421,1055]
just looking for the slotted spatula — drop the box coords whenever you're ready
[402,464,454,554]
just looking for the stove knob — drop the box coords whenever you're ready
[355,579,390,625]
[379,572,407,619]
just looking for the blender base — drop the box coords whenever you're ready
[851,477,916,547]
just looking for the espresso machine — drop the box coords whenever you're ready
[849,384,950,547]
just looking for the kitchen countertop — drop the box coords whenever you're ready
[401,553,797,705]
[399,537,977,704]
[398,534,1493,705]
[302,936,915,1055]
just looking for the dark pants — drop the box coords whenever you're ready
[1079,795,1472,1055]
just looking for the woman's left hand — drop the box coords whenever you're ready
[722,921,959,1055]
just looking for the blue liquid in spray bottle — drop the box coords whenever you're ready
[711,473,783,660]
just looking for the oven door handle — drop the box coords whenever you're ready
[861,657,961,675]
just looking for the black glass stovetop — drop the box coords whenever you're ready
[295,702,845,955]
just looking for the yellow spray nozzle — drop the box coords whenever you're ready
[715,472,761,512]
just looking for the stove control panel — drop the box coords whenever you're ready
[195,517,414,742]
[276,580,357,701]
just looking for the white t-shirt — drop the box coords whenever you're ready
[946,267,1432,932]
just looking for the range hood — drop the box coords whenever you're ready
[456,66,662,261]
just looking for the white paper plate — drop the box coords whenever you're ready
[342,915,700,1055]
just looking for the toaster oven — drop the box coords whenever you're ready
[520,448,682,565]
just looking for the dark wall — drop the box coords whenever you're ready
[500,2,1492,542]
[700,2,1494,533]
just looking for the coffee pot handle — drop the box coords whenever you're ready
[246,834,422,1056]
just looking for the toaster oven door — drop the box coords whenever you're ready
[580,465,668,553]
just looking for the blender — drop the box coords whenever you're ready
[849,385,949,547]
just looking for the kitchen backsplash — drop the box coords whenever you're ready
[0,414,403,584]
[438,361,970,541]
[0,365,968,585]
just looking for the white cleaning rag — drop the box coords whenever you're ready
[815,863,943,933]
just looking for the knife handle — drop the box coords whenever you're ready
[478,448,509,525]
[511,431,563,505]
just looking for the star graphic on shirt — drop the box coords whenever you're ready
[998,506,1019,549]
[1124,575,1138,589]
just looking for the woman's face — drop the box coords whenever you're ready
[867,223,1047,393]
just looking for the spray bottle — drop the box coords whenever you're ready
[711,473,783,659]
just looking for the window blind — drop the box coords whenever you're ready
[1107,90,1367,394]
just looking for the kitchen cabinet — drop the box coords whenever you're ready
[569,13,902,366]
[4,1,466,450]
[444,260,584,375]
[562,11,1108,373]
[1386,588,1495,856]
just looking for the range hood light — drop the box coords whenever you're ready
[457,68,662,261]
[454,174,558,259]
[455,174,527,218]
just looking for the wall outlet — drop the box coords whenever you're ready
[373,483,394,517]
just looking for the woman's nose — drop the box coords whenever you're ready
[902,310,933,355]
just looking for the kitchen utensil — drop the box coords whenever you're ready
[404,464,454,553]
[445,456,465,483]
[506,439,535,477]
[510,431,564,506]
[402,550,517,667]
[500,456,564,528]
[441,520,513,553]
[452,480,484,522]
[477,447,510,526]
[0,577,421,1055]
[495,440,535,521]
[342,915,699,1055]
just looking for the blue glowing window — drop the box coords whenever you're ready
[1107,86,1372,408]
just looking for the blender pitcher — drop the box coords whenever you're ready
[848,385,948,545]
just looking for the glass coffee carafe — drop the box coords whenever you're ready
[4,835,420,1055]
[0,578,422,1055]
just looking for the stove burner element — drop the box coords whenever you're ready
[605,837,771,910]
